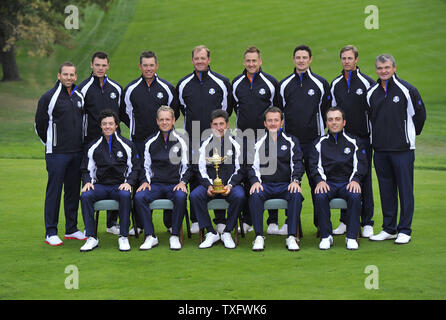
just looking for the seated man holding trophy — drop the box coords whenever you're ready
[189,109,246,249]
[248,107,305,252]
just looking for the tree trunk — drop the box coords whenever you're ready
[1,46,22,81]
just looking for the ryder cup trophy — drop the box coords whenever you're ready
[206,148,227,194]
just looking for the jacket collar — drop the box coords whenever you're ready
[194,66,211,82]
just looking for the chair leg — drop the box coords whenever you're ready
[239,213,245,238]
[131,209,139,238]
[185,207,191,238]
[298,216,303,239]
[95,211,99,236]
[235,218,239,247]
[180,227,184,246]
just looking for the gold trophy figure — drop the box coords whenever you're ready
[206,148,227,194]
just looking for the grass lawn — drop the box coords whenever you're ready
[0,159,445,300]
[0,0,445,301]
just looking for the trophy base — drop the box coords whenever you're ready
[212,186,227,194]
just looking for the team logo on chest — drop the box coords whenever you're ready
[157,92,164,99]
[356,88,363,95]
[281,145,288,151]
[209,88,216,95]
[393,96,400,103]
[117,151,123,158]
[77,101,82,108]
[259,88,266,95]
[344,147,351,155]
[110,92,117,99]
[308,89,315,96]
[172,146,180,153]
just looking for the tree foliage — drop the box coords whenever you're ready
[0,0,113,81]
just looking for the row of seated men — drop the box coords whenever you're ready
[77,105,367,252]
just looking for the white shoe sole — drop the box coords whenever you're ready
[139,243,158,251]
[80,244,98,252]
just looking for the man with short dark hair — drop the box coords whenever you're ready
[189,109,246,249]
[80,109,139,252]
[35,62,86,246]
[78,51,124,234]
[330,45,376,238]
[122,51,179,156]
[309,107,367,250]
[367,54,426,244]
[279,44,331,229]
[122,51,180,233]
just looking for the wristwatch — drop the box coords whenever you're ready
[292,179,301,186]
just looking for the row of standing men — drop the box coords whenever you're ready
[35,44,426,251]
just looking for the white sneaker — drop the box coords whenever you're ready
[217,223,226,235]
[199,232,220,249]
[394,233,411,244]
[80,237,99,252]
[64,230,87,240]
[277,223,288,235]
[129,227,143,236]
[267,223,279,235]
[44,235,63,246]
[333,222,347,235]
[139,235,158,250]
[190,222,200,234]
[286,236,300,251]
[252,235,265,251]
[346,238,359,250]
[118,236,131,251]
[369,230,397,241]
[238,222,253,233]
[361,225,374,238]
[106,225,120,235]
[319,235,333,250]
[221,232,236,249]
[169,235,181,250]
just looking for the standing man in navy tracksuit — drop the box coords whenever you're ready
[78,51,124,235]
[309,107,367,250]
[248,107,305,252]
[134,106,193,251]
[189,110,246,249]
[368,54,426,244]
[35,62,87,246]
[177,45,234,233]
[80,109,139,252]
[279,45,331,229]
[232,46,281,235]
[330,45,376,238]
[121,51,180,232]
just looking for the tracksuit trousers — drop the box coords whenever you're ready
[314,181,362,239]
[339,137,375,227]
[44,152,82,237]
[374,150,415,236]
[80,184,132,238]
[189,185,246,233]
[133,183,187,237]
[249,182,304,237]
